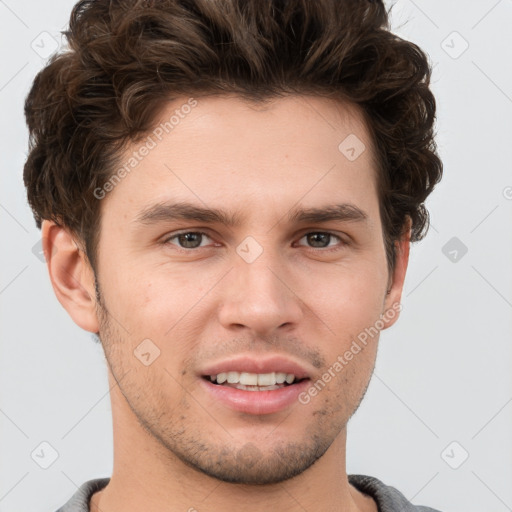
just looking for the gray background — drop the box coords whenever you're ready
[1,1,511,511]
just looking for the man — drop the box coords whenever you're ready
[24,0,443,510]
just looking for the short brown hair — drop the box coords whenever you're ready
[24,0,443,273]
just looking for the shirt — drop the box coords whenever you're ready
[55,474,442,511]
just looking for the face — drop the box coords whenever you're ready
[92,94,404,484]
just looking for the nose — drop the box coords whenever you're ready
[217,247,303,338]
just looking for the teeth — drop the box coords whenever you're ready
[227,371,238,383]
[276,372,286,384]
[209,371,297,386]
[234,384,281,391]
[257,373,275,386]
[240,372,258,385]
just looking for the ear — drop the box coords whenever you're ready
[381,218,411,330]
[41,220,99,333]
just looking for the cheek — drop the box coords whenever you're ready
[101,261,206,335]
[302,264,387,334]
[301,341,378,430]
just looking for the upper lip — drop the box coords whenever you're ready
[199,354,312,380]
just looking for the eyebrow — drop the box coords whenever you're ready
[134,201,368,227]
[134,202,245,227]
[287,203,368,224]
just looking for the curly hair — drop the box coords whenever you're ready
[24,0,442,274]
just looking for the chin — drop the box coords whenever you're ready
[170,434,331,485]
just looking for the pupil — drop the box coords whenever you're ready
[308,233,329,247]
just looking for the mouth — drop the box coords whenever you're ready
[198,356,312,415]
[204,371,307,391]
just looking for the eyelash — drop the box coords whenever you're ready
[162,230,347,253]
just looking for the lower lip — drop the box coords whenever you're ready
[200,378,310,415]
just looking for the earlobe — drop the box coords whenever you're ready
[382,223,411,330]
[41,220,100,333]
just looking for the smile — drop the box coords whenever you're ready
[207,371,302,391]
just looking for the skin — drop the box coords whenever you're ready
[43,94,410,512]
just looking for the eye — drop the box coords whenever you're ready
[163,231,214,249]
[296,232,344,250]
[162,230,346,252]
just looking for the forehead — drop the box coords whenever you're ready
[100,94,379,224]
